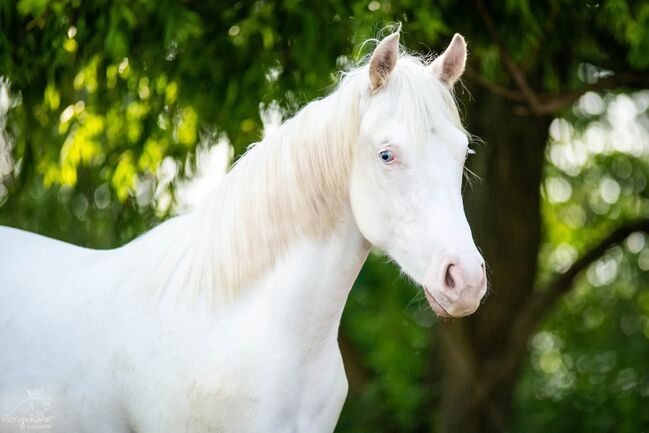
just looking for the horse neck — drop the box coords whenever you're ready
[246,211,369,345]
[167,79,366,308]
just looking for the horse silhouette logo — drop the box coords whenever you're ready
[26,390,51,418]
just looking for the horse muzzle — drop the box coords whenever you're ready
[423,255,487,318]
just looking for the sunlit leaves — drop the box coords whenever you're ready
[176,106,197,147]
[43,84,60,111]
[16,0,50,17]
[112,150,135,202]
[522,88,649,432]
[601,0,649,68]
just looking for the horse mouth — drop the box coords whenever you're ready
[424,287,450,318]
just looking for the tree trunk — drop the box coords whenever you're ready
[437,85,551,433]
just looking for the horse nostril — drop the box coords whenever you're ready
[445,264,456,290]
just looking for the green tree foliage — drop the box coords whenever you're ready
[1,1,649,432]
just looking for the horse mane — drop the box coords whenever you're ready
[126,50,464,306]
[186,70,364,304]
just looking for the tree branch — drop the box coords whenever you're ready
[509,218,649,368]
[470,0,649,115]
[517,73,649,115]
[470,218,649,408]
[472,0,542,109]
[468,67,649,116]
[531,218,649,319]
[464,68,525,102]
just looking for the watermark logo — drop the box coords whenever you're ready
[1,389,56,430]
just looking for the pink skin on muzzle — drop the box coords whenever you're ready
[423,256,487,318]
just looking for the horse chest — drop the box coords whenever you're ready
[186,352,346,432]
[127,312,348,433]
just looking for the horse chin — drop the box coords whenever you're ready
[423,288,450,318]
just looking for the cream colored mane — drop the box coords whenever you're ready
[134,52,464,306]
[188,71,363,303]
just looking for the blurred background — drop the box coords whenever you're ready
[1,1,649,432]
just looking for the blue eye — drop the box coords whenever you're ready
[379,150,395,163]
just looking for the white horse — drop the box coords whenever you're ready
[0,29,486,433]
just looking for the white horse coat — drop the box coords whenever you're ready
[0,30,486,433]
[1,216,364,432]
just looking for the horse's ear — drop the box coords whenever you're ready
[369,30,400,91]
[429,33,467,89]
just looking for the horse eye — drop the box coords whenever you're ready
[379,150,395,163]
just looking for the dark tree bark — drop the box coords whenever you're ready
[437,84,551,433]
